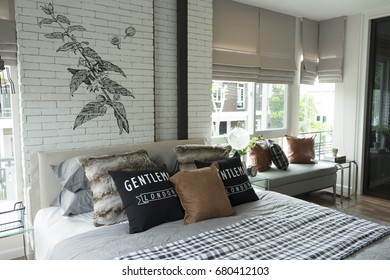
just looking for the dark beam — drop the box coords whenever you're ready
[177,0,188,140]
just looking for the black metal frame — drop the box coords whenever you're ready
[363,16,390,200]
[177,0,188,140]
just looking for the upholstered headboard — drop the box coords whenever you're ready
[28,138,205,222]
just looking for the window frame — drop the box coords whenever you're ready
[211,80,290,140]
[236,83,246,109]
[0,65,23,205]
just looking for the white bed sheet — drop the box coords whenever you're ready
[33,207,98,260]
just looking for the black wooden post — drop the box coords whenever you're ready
[177,0,188,140]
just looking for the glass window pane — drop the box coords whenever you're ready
[0,66,16,203]
[211,80,252,137]
[255,83,287,131]
[299,82,335,159]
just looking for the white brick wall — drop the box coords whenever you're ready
[15,0,155,184]
[14,0,213,186]
[188,0,212,140]
[154,0,178,141]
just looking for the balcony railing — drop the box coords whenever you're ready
[299,130,333,160]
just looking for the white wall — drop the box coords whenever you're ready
[187,0,212,140]
[333,14,362,180]
[15,0,155,186]
[3,0,213,259]
[154,0,178,141]
[14,0,213,187]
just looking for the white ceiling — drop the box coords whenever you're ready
[235,0,390,20]
[2,0,390,21]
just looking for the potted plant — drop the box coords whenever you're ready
[248,135,272,172]
[378,124,390,149]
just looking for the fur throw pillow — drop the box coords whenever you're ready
[78,149,157,226]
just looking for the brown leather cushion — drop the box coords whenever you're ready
[170,164,236,224]
[286,135,316,163]
[249,140,272,171]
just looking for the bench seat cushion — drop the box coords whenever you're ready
[262,162,336,188]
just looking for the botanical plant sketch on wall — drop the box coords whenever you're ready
[38,3,136,134]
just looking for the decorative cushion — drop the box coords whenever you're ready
[286,135,316,163]
[150,149,180,176]
[78,150,157,226]
[268,140,289,170]
[249,140,272,172]
[109,169,184,234]
[174,144,231,170]
[195,155,259,206]
[51,157,89,192]
[170,164,236,224]
[52,188,93,216]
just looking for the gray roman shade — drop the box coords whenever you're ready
[213,0,259,63]
[300,16,346,84]
[212,0,296,84]
[301,18,319,85]
[317,17,345,83]
[258,9,296,84]
[0,19,17,66]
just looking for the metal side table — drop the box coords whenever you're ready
[334,160,358,205]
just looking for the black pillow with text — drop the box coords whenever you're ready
[109,169,184,234]
[195,155,259,206]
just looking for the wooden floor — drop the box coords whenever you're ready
[298,189,390,223]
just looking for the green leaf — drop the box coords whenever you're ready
[82,47,101,61]
[99,77,134,97]
[99,60,126,77]
[113,102,129,134]
[68,69,90,95]
[44,32,64,40]
[73,102,107,130]
[56,42,77,52]
[38,18,55,28]
[56,14,70,25]
[67,25,86,33]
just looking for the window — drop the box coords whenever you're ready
[299,82,335,158]
[211,80,288,138]
[236,83,245,109]
[0,66,18,203]
[212,81,223,109]
[255,84,287,131]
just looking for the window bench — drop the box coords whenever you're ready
[250,162,337,197]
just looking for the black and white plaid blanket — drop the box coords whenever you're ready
[116,204,390,260]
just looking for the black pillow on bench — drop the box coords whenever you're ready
[195,155,259,206]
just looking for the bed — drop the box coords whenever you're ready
[29,139,390,260]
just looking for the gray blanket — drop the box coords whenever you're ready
[49,191,390,260]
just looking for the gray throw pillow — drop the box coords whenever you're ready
[52,188,93,216]
[51,157,89,192]
[150,149,180,176]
